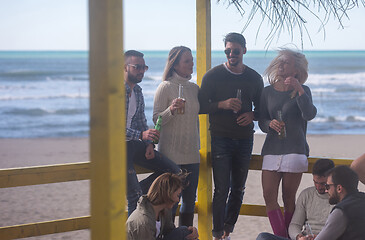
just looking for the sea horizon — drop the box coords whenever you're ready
[1,50,364,138]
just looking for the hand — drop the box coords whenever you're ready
[142,129,160,142]
[186,226,199,240]
[298,236,315,240]
[269,119,285,133]
[296,233,316,240]
[222,231,230,239]
[237,112,254,126]
[170,98,185,115]
[218,98,241,112]
[145,144,155,160]
[284,76,304,96]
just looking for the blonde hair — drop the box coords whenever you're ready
[147,172,188,206]
[264,48,308,85]
[162,46,191,81]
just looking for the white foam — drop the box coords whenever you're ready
[0,93,89,101]
[308,72,365,85]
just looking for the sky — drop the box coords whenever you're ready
[0,0,364,51]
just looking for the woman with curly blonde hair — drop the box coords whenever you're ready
[259,48,317,237]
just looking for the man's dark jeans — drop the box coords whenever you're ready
[211,135,253,238]
[127,140,180,215]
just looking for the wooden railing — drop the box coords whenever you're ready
[0,155,353,239]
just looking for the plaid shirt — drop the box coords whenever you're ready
[125,83,149,141]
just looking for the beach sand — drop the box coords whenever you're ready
[1,134,364,240]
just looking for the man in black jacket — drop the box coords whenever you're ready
[315,165,365,240]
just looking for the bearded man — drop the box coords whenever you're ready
[314,165,365,240]
[124,50,180,216]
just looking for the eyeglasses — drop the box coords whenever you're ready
[313,180,326,186]
[128,64,149,72]
[324,183,336,190]
[224,48,241,56]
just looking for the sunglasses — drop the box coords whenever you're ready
[128,64,149,72]
[224,48,240,56]
[324,183,336,190]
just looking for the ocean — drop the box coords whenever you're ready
[0,50,364,138]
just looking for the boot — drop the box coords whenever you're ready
[178,212,194,227]
[284,210,294,231]
[267,209,288,238]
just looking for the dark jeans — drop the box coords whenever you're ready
[211,135,253,238]
[160,226,192,240]
[172,163,200,216]
[256,232,289,240]
[127,140,180,215]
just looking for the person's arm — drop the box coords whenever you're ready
[126,90,150,141]
[295,86,317,121]
[198,73,220,114]
[289,191,308,239]
[127,220,156,240]
[258,88,272,133]
[351,153,365,185]
[153,82,175,125]
[315,209,347,240]
[252,75,264,121]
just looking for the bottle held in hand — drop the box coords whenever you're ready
[277,110,286,139]
[305,222,314,237]
[233,89,242,114]
[177,84,185,114]
[153,116,162,144]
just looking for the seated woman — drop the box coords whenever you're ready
[126,172,199,240]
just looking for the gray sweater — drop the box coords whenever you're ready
[288,186,332,239]
[259,85,317,156]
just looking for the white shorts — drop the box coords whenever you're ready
[262,154,308,173]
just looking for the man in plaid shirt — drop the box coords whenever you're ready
[124,50,180,216]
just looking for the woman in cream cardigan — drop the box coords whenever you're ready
[153,46,200,227]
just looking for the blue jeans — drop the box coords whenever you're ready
[172,163,200,215]
[161,226,192,240]
[256,232,289,240]
[127,140,180,215]
[211,135,253,238]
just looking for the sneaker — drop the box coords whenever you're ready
[223,236,230,240]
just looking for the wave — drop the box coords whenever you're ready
[0,70,88,79]
[311,115,365,123]
[308,72,365,86]
[0,93,89,101]
[3,108,88,116]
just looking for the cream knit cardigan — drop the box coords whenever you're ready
[153,72,200,165]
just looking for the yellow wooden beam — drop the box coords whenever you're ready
[89,0,126,239]
[0,216,90,240]
[239,204,268,217]
[0,156,352,189]
[196,1,212,240]
[0,162,89,188]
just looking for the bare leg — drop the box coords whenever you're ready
[281,172,302,213]
[262,170,282,211]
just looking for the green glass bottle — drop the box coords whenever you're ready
[153,116,162,144]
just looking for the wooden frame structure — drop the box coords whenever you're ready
[0,0,355,239]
